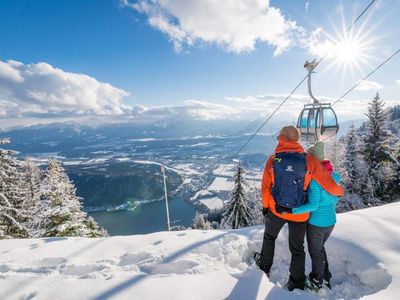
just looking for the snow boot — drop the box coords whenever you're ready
[253,252,269,277]
[286,276,305,291]
[305,277,322,292]
[323,279,332,289]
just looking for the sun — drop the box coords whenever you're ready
[334,36,362,64]
[318,15,381,81]
[328,29,374,77]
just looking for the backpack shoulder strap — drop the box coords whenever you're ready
[269,154,276,186]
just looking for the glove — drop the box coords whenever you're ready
[275,205,292,215]
[262,207,269,216]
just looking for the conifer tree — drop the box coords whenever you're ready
[41,159,105,237]
[22,158,43,237]
[0,139,30,239]
[343,124,361,194]
[84,216,108,238]
[221,163,253,229]
[192,211,211,230]
[326,139,345,173]
[247,179,264,225]
[391,141,400,199]
[362,93,393,202]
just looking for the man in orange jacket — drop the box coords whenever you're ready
[254,126,344,291]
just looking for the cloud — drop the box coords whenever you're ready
[222,93,400,122]
[0,100,18,117]
[0,59,130,117]
[354,80,384,91]
[0,60,24,83]
[397,79,400,85]
[1,57,397,129]
[122,0,304,55]
[2,89,400,130]
[305,2,310,12]
[303,28,335,58]
[120,100,240,123]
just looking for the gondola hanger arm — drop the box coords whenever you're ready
[304,59,319,104]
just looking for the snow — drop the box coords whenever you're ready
[199,197,224,210]
[86,158,108,164]
[208,177,233,191]
[62,160,86,166]
[173,163,201,175]
[0,203,399,299]
[190,190,212,201]
[127,138,158,142]
[213,164,235,176]
[115,157,131,162]
[182,178,192,184]
[179,142,210,148]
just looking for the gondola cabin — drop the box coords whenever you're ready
[297,103,339,142]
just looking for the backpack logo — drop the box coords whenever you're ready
[285,165,294,172]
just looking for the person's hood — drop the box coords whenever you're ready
[275,136,305,153]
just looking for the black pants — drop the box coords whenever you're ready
[259,211,307,288]
[306,223,334,284]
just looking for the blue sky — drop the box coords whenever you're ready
[0,0,399,126]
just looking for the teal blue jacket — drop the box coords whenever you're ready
[293,171,341,227]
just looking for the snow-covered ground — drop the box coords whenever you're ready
[208,177,233,191]
[0,203,399,300]
[212,164,235,177]
[199,197,224,210]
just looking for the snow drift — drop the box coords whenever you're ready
[0,202,399,300]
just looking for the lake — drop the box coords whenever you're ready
[88,196,196,235]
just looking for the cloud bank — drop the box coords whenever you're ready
[0,59,130,117]
[122,0,304,55]
[1,58,398,130]
[355,80,384,91]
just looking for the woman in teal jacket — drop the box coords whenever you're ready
[293,142,341,291]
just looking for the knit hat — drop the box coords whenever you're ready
[307,141,325,161]
[279,125,300,142]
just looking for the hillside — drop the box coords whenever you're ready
[0,203,399,300]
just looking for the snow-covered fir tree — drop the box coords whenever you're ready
[326,139,345,174]
[362,93,393,203]
[343,124,362,194]
[0,139,30,239]
[391,141,400,200]
[334,125,373,211]
[192,211,211,230]
[40,159,106,237]
[84,216,108,237]
[22,157,43,237]
[246,178,263,226]
[336,193,366,213]
[221,163,253,229]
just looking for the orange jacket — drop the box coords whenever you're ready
[261,137,345,222]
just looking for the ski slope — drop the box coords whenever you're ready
[0,203,399,300]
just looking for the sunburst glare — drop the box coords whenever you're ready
[316,11,382,82]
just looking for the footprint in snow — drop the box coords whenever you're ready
[17,292,37,300]
[118,251,156,267]
[33,257,68,267]
[266,237,392,300]
[146,259,201,275]
[61,264,106,277]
